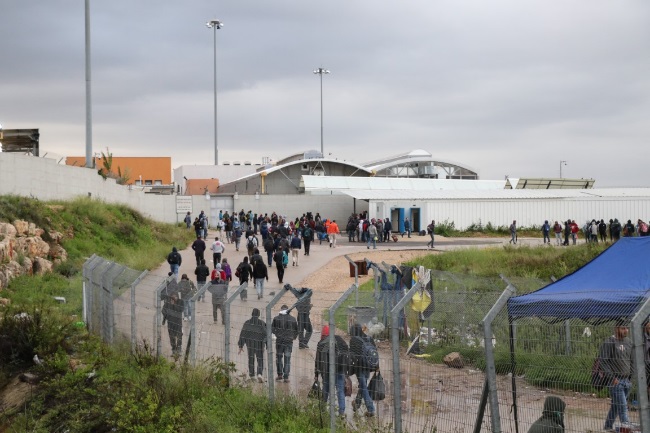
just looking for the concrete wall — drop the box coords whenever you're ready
[229,193,368,225]
[0,153,185,223]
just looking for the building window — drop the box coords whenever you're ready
[135,180,142,186]
[154,180,162,186]
[145,180,153,186]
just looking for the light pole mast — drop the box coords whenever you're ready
[206,19,223,166]
[85,0,93,168]
[560,160,567,178]
[313,67,330,157]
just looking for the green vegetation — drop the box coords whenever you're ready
[0,197,346,432]
[0,196,613,430]
[435,218,543,238]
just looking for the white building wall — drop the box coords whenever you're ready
[368,197,650,230]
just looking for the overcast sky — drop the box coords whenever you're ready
[1,1,648,186]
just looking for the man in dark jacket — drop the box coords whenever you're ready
[162,293,183,358]
[349,324,376,417]
[251,249,268,300]
[527,396,565,433]
[238,308,267,382]
[302,225,312,255]
[263,236,275,266]
[167,247,182,277]
[272,305,299,382]
[274,249,285,283]
[314,325,348,417]
[285,284,313,349]
[191,236,206,266]
[194,259,210,302]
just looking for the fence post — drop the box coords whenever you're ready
[189,281,211,365]
[328,283,358,433]
[100,262,117,343]
[390,282,421,433]
[224,282,248,367]
[266,289,287,403]
[154,276,173,358]
[344,255,358,306]
[130,270,148,352]
[480,283,516,433]
[631,297,650,433]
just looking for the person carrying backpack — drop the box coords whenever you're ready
[302,225,312,256]
[315,325,349,418]
[236,257,253,301]
[273,249,285,283]
[246,234,258,259]
[349,324,378,417]
[263,235,275,266]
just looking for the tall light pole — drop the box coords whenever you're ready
[313,67,330,157]
[560,160,567,178]
[85,0,93,168]
[206,19,223,166]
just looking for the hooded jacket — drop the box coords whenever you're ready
[238,309,267,350]
[272,308,299,345]
[527,396,565,433]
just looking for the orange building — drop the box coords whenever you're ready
[66,156,172,186]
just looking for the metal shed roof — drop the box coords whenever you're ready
[301,175,504,191]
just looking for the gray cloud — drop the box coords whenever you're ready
[1,0,648,186]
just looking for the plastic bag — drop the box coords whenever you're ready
[308,379,321,399]
[368,372,386,401]
[344,375,353,397]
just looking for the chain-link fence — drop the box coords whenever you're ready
[87,254,645,433]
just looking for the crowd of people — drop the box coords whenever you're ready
[538,218,649,246]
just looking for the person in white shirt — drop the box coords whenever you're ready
[210,237,225,269]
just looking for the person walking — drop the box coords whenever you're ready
[191,235,206,266]
[542,220,551,244]
[251,249,268,300]
[509,220,517,244]
[166,246,182,278]
[285,284,313,349]
[272,304,299,383]
[162,293,183,358]
[383,218,392,243]
[290,232,302,266]
[236,256,253,301]
[178,273,197,321]
[349,324,377,417]
[315,325,349,418]
[184,212,192,229]
[426,220,436,248]
[208,274,228,325]
[302,225,312,256]
[598,319,633,432]
[367,222,378,250]
[403,218,411,238]
[527,396,566,433]
[274,248,285,283]
[327,220,340,248]
[194,259,210,302]
[210,237,225,269]
[553,221,562,246]
[238,308,267,383]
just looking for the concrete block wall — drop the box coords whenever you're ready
[0,153,179,224]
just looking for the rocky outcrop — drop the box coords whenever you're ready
[0,220,67,291]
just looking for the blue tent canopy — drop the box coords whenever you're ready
[507,237,650,320]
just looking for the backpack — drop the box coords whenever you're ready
[263,238,274,252]
[303,227,312,239]
[357,336,380,370]
[273,250,284,265]
[253,257,266,276]
[247,237,256,249]
[282,251,289,266]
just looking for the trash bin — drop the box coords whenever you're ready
[349,260,368,277]
[347,306,377,333]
